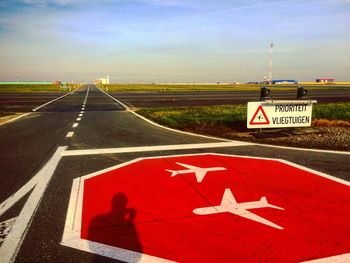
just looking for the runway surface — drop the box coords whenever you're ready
[0,85,349,262]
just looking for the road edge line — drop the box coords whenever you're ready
[32,92,71,112]
[0,113,32,126]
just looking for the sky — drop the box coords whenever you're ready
[0,0,349,83]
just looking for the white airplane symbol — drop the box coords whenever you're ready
[166,162,226,183]
[193,188,285,230]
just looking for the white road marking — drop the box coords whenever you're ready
[301,253,350,262]
[253,143,350,155]
[61,141,252,156]
[72,123,79,128]
[0,146,66,263]
[83,86,90,104]
[76,118,81,121]
[66,132,74,138]
[32,92,71,112]
[78,114,83,117]
[97,87,129,109]
[0,217,17,245]
[0,113,32,126]
[81,107,85,110]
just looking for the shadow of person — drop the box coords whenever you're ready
[88,193,142,263]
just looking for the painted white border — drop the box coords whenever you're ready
[0,113,32,126]
[0,146,66,263]
[61,141,252,156]
[60,152,350,263]
[32,92,72,112]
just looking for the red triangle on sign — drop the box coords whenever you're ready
[249,105,270,125]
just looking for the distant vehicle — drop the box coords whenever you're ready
[316,78,335,83]
[272,80,298,84]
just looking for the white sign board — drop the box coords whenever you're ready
[247,101,314,129]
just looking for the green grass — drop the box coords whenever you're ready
[102,84,350,92]
[313,103,350,120]
[136,103,350,130]
[137,105,247,129]
[0,84,71,93]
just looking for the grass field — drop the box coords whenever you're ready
[101,84,350,92]
[0,84,79,92]
[136,103,350,129]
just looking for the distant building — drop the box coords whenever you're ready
[52,81,62,86]
[95,76,110,85]
[272,80,298,84]
[316,78,335,83]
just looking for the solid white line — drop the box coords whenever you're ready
[0,113,31,126]
[76,118,81,121]
[97,86,129,109]
[72,123,79,128]
[253,143,350,155]
[0,146,66,263]
[32,92,71,112]
[66,132,74,138]
[61,141,252,156]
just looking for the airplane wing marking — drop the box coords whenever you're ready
[166,162,226,183]
[193,188,284,230]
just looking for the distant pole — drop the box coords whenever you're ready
[268,43,273,85]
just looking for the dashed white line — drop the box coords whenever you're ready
[76,118,81,121]
[72,123,79,128]
[78,114,83,117]
[66,132,74,137]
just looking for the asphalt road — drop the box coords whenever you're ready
[111,89,350,107]
[0,85,349,263]
[0,92,65,112]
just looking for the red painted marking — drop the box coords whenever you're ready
[81,154,350,262]
[249,105,270,125]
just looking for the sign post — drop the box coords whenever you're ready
[247,100,317,129]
